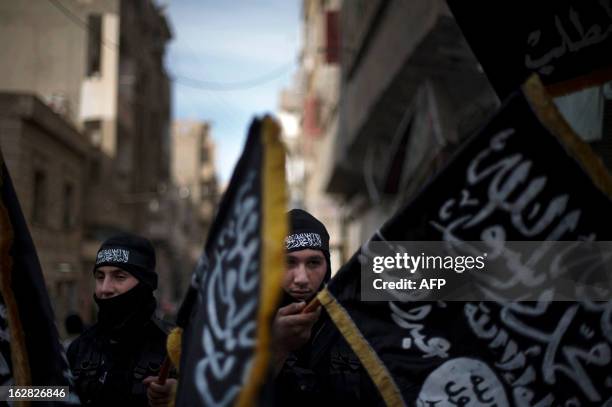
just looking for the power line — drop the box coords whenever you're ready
[171,30,295,92]
[170,38,253,131]
[46,0,119,51]
[48,0,294,92]
[48,0,87,28]
[170,62,294,91]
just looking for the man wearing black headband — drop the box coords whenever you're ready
[273,209,382,406]
[67,233,175,406]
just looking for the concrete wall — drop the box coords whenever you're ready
[306,1,500,253]
[0,0,190,322]
[289,0,346,266]
[171,120,218,221]
[0,1,88,125]
[340,0,441,149]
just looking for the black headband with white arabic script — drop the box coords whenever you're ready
[94,233,158,290]
[285,209,330,255]
[95,247,152,270]
[285,232,323,252]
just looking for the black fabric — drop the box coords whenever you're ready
[176,117,267,406]
[94,283,156,338]
[65,313,84,335]
[323,83,612,404]
[95,233,158,290]
[447,0,612,99]
[286,209,330,253]
[0,158,79,402]
[67,287,172,406]
[274,311,384,407]
[274,211,381,405]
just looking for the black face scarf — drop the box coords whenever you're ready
[94,283,156,339]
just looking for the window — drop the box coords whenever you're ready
[303,95,322,137]
[84,120,102,146]
[63,183,75,230]
[87,14,102,76]
[89,158,101,184]
[200,182,211,200]
[32,170,47,225]
[200,145,210,164]
[325,10,340,64]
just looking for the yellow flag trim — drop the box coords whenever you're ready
[317,288,405,407]
[0,155,32,406]
[310,76,612,407]
[235,116,287,407]
[524,74,612,198]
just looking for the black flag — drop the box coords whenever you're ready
[0,151,79,403]
[448,0,612,98]
[318,75,612,406]
[175,116,287,407]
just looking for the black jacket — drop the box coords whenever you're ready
[274,310,384,407]
[67,295,172,406]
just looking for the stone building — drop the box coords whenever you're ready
[288,0,499,256]
[0,93,90,328]
[0,0,177,325]
[280,0,345,270]
[170,120,219,293]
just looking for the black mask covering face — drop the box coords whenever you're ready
[94,283,156,338]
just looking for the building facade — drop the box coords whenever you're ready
[0,93,90,329]
[0,0,178,326]
[287,0,499,257]
[171,120,219,295]
[279,0,345,270]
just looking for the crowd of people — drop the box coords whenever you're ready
[65,209,374,406]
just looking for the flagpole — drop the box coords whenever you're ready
[302,298,321,313]
[156,356,172,385]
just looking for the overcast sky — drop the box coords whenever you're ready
[164,0,301,184]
